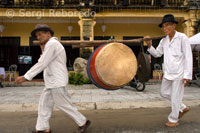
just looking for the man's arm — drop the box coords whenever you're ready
[15,43,56,84]
[15,43,47,84]
[182,35,193,86]
[24,44,56,80]
[144,36,164,58]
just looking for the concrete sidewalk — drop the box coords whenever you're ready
[1,79,162,87]
[0,83,200,112]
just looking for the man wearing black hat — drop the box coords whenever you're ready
[15,24,91,133]
[145,14,193,127]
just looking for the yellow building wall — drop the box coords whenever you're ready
[1,22,184,46]
[95,23,184,39]
[2,23,80,46]
[0,8,193,46]
[95,23,165,40]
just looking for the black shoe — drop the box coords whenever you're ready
[76,120,91,133]
[0,83,3,88]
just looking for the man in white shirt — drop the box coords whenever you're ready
[15,24,91,133]
[145,14,193,127]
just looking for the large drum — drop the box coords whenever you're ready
[87,42,138,90]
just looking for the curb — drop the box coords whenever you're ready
[2,80,161,87]
[0,99,200,112]
[2,82,44,87]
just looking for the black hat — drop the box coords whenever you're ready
[31,24,54,37]
[159,14,178,28]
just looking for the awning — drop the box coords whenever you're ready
[189,33,200,51]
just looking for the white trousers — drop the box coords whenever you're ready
[160,78,187,123]
[36,87,86,131]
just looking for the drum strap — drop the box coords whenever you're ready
[140,43,144,53]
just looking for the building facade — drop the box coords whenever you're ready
[0,0,199,79]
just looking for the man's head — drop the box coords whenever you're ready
[31,24,54,44]
[161,22,176,36]
[35,30,52,44]
[159,14,178,35]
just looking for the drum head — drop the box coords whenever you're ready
[95,43,137,87]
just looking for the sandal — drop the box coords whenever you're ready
[179,106,190,119]
[165,121,179,127]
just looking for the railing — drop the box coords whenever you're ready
[167,0,185,6]
[0,0,192,8]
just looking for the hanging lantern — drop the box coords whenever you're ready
[0,25,5,33]
[101,24,106,33]
[68,25,73,34]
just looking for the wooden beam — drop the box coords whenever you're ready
[33,36,165,47]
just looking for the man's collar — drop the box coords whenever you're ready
[166,31,178,39]
[49,37,58,41]
[44,37,58,45]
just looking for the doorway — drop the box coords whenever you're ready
[0,37,20,71]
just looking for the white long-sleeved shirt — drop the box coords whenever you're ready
[147,31,193,80]
[24,37,68,88]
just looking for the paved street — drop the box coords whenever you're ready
[0,107,200,133]
[0,83,200,132]
[0,83,200,111]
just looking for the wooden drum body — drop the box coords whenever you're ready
[87,42,138,90]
